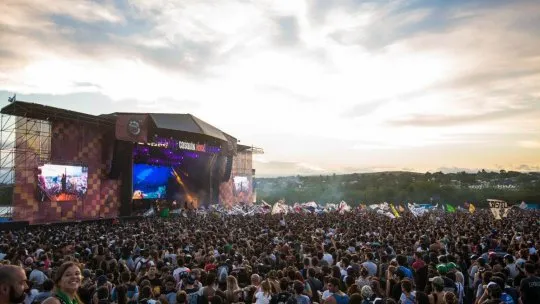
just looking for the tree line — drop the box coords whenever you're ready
[256,170,540,207]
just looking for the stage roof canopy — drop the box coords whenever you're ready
[0,100,115,126]
[1,101,233,142]
[150,113,228,142]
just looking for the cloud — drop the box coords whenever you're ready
[273,16,301,46]
[513,164,540,172]
[253,160,327,177]
[518,140,540,149]
[389,101,540,127]
[1,0,540,176]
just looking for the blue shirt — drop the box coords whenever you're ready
[500,292,515,304]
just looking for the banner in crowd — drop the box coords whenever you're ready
[271,200,289,215]
[408,203,429,217]
[488,199,510,220]
[369,202,397,219]
[338,201,352,214]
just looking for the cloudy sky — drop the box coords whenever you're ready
[1,0,539,176]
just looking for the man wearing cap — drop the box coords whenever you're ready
[428,276,445,304]
[0,265,28,304]
[28,262,48,290]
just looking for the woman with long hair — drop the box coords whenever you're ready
[43,262,83,304]
[254,280,272,304]
[225,275,243,303]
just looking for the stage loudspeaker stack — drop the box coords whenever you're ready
[222,155,233,182]
[104,141,121,179]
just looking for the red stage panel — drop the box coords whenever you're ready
[12,120,120,223]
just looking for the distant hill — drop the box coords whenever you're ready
[255,170,540,206]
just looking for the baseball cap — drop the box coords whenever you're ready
[429,276,444,287]
[436,264,448,274]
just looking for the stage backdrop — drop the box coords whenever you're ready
[13,120,120,223]
[219,150,253,207]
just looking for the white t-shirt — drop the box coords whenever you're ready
[323,253,334,265]
[321,290,333,301]
[255,291,271,304]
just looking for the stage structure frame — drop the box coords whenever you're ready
[0,113,52,217]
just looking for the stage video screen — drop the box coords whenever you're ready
[37,164,88,202]
[132,144,227,205]
[132,164,170,200]
[234,176,250,193]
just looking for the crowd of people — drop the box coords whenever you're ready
[0,208,538,304]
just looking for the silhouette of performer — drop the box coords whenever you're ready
[61,174,67,194]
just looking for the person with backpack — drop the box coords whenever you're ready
[217,263,229,287]
[306,268,322,304]
[270,278,296,304]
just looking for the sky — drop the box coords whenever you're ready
[1,0,540,177]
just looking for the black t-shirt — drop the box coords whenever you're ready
[185,287,200,294]
[140,276,162,289]
[391,282,402,301]
[520,276,540,304]
[442,277,457,294]
[270,292,297,304]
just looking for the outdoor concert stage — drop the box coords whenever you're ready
[0,101,261,224]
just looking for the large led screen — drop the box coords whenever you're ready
[37,164,88,202]
[233,176,250,193]
[132,164,169,199]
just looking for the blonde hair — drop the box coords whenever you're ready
[226,275,239,292]
[261,280,272,296]
[444,292,457,304]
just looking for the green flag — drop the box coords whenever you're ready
[446,204,456,213]
[160,208,170,218]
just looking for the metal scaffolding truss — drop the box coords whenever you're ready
[0,114,51,209]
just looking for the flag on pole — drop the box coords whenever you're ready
[390,204,401,218]
[469,203,476,214]
[446,204,456,213]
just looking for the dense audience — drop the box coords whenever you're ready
[0,208,538,304]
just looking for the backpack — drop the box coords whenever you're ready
[217,265,228,283]
[307,278,322,303]
[187,292,199,304]
[135,258,151,272]
[270,292,297,304]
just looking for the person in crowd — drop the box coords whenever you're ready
[519,263,540,304]
[33,280,54,304]
[29,262,48,291]
[399,279,415,304]
[42,262,83,304]
[224,275,243,303]
[0,265,28,304]
[254,280,272,304]
[427,277,445,304]
[293,280,310,304]
[324,277,349,304]
[0,206,536,304]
